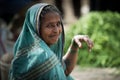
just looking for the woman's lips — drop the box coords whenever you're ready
[49,35,59,40]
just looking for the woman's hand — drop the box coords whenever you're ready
[72,35,94,52]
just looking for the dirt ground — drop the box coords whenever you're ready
[71,66,120,80]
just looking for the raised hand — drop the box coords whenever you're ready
[72,35,94,52]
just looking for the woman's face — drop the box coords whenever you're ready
[40,12,62,46]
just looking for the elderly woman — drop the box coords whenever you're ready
[9,3,93,80]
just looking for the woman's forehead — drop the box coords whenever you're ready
[43,11,60,18]
[41,12,61,22]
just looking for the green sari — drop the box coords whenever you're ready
[9,3,74,80]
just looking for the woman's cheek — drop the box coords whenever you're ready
[59,27,62,33]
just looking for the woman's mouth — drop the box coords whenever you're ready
[49,35,59,40]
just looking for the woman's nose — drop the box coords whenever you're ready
[53,26,58,32]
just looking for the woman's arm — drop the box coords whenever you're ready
[63,35,93,76]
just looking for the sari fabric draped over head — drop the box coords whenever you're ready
[9,3,73,80]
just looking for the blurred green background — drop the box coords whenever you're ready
[64,11,120,68]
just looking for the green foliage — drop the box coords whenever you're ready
[64,11,120,68]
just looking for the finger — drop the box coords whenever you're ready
[88,47,92,52]
[88,39,94,48]
[88,40,94,53]
[84,36,93,47]
[83,37,94,51]
[75,39,82,48]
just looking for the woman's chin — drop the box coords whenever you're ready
[48,40,58,46]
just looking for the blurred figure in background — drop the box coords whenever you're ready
[0,19,13,56]
[0,19,14,80]
[0,19,7,56]
[0,53,13,80]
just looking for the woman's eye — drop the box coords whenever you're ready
[57,22,61,27]
[46,22,61,28]
[47,24,53,28]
